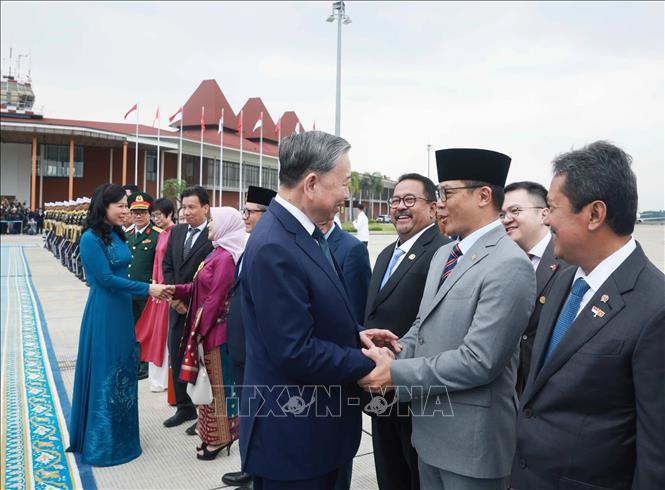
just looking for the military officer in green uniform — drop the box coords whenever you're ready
[126,192,162,320]
[126,192,162,380]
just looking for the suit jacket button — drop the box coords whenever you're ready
[522,335,528,341]
[524,408,533,418]
[519,458,527,469]
[418,338,424,345]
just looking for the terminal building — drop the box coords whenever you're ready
[1,76,394,217]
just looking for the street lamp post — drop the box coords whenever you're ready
[327,1,351,137]
[427,143,432,180]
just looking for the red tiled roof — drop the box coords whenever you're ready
[181,128,278,157]
[279,111,305,136]
[240,97,277,141]
[0,116,178,137]
[176,79,238,131]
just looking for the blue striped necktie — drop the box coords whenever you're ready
[544,277,590,361]
[438,244,463,289]
[380,247,405,290]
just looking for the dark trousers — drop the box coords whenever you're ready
[253,468,339,490]
[168,309,194,411]
[371,414,420,490]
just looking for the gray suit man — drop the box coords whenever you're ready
[360,148,536,490]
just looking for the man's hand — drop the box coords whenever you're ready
[170,299,189,315]
[358,342,395,392]
[360,329,402,353]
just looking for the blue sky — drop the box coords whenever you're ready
[2,1,663,209]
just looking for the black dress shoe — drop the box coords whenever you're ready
[137,370,149,380]
[222,471,252,486]
[185,422,197,436]
[163,409,197,428]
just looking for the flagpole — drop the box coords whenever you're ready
[219,108,224,206]
[177,108,183,184]
[277,123,281,186]
[135,105,139,186]
[259,111,263,187]
[199,106,204,187]
[157,116,161,198]
[239,110,243,211]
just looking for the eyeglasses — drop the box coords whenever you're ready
[436,185,484,202]
[242,208,266,218]
[387,195,433,208]
[499,206,545,221]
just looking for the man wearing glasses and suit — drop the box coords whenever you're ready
[364,173,449,490]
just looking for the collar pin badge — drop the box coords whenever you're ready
[591,305,606,318]
[408,253,416,260]
[550,264,558,271]
[600,294,609,303]
[539,295,546,305]
[471,255,477,261]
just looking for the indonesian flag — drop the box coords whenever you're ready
[274,117,281,136]
[293,121,302,134]
[237,110,244,134]
[124,103,137,120]
[168,106,182,123]
[218,108,225,134]
[200,106,205,132]
[253,112,263,132]
[152,106,160,127]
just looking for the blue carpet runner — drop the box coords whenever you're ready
[1,245,84,489]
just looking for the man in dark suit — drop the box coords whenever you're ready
[364,173,449,490]
[512,141,665,489]
[161,186,213,431]
[222,185,276,490]
[501,181,569,395]
[321,218,371,323]
[239,131,378,490]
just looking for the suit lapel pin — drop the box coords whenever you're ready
[549,264,558,271]
[600,294,609,303]
[471,255,477,261]
[408,253,416,261]
[539,295,546,305]
[591,305,606,318]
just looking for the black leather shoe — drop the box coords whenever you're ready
[137,370,148,380]
[222,471,252,486]
[185,422,197,436]
[163,409,197,428]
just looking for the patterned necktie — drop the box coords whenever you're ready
[183,227,200,260]
[544,277,590,361]
[438,243,463,289]
[312,227,336,273]
[380,247,406,290]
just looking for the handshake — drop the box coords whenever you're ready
[358,329,401,392]
[148,283,175,301]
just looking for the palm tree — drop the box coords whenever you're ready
[348,171,361,221]
[360,173,371,216]
[369,172,383,217]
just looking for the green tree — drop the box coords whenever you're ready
[162,178,187,207]
[369,172,384,217]
[348,171,361,221]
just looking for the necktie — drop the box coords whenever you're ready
[438,243,463,289]
[183,227,200,260]
[544,277,590,361]
[380,247,405,289]
[312,227,336,273]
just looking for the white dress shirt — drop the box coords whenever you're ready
[353,211,370,242]
[183,219,208,248]
[572,238,636,318]
[388,223,436,274]
[134,224,149,235]
[528,232,552,271]
[275,194,316,237]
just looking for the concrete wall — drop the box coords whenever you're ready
[1,142,32,204]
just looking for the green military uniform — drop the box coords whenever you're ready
[126,192,162,321]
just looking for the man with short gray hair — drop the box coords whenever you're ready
[239,131,385,490]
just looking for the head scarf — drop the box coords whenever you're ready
[209,207,248,263]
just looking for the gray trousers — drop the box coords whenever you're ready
[418,459,508,490]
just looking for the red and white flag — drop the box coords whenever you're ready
[218,108,225,134]
[237,110,244,134]
[253,112,263,132]
[124,103,137,120]
[200,106,205,133]
[274,117,281,136]
[293,121,302,134]
[168,106,182,123]
[152,106,160,127]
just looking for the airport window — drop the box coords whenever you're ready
[38,145,84,178]
[146,151,157,181]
